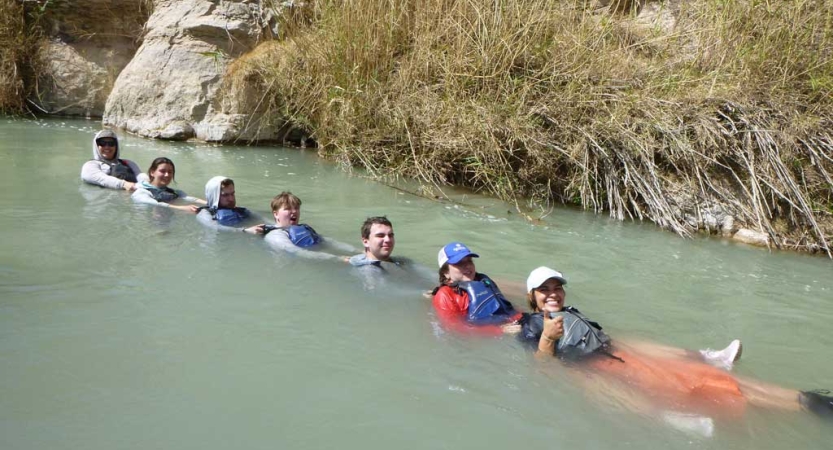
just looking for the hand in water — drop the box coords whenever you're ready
[123,181,137,191]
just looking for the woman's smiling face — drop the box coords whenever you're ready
[97,139,117,160]
[446,256,476,283]
[150,163,174,187]
[533,278,565,313]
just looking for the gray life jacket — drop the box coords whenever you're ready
[550,306,612,359]
[140,182,179,202]
[107,159,137,182]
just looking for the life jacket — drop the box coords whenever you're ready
[262,224,322,248]
[91,158,137,182]
[454,275,518,325]
[111,160,137,182]
[140,182,179,202]
[199,206,251,226]
[550,306,612,360]
[285,224,321,247]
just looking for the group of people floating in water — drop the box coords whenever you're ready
[82,129,832,436]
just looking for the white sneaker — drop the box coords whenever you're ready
[662,412,715,438]
[700,339,742,370]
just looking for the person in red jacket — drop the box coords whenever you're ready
[431,242,523,335]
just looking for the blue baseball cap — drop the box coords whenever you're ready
[437,242,479,267]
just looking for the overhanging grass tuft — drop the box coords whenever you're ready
[0,0,33,113]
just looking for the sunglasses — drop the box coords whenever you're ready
[97,140,117,147]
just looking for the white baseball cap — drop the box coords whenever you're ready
[526,266,567,293]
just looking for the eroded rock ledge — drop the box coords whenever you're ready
[102,0,282,141]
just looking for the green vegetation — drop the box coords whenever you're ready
[231,0,833,254]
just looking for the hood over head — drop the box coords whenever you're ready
[92,129,120,161]
[205,175,231,209]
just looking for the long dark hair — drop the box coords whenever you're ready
[147,157,176,183]
[527,291,539,312]
[437,263,450,285]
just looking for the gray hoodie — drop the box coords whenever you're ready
[196,175,260,229]
[204,175,228,210]
[80,130,143,189]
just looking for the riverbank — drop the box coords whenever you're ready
[3,0,832,255]
[229,0,833,255]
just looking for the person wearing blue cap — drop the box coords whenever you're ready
[431,242,522,335]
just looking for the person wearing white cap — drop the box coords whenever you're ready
[521,266,833,424]
[431,242,522,335]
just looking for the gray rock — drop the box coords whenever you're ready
[103,0,282,141]
[30,0,143,117]
[732,228,769,247]
[720,215,735,237]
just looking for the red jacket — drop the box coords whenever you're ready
[432,283,521,336]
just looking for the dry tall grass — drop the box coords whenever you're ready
[0,0,151,114]
[0,0,32,112]
[175,1,833,254]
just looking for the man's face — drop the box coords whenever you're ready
[362,223,395,261]
[218,184,236,209]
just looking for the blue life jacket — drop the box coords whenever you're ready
[212,207,250,226]
[286,224,321,247]
[455,275,518,325]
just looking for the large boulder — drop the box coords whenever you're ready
[30,0,146,117]
[103,0,282,141]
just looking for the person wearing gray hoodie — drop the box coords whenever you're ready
[197,176,263,231]
[80,130,145,190]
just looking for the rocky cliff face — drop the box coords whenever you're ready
[102,0,282,141]
[32,0,147,117]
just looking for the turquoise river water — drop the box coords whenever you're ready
[1,118,831,449]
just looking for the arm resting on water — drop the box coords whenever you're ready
[81,160,132,190]
[264,231,343,261]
